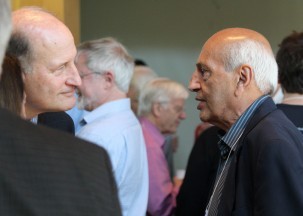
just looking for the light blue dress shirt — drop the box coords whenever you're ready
[76,98,148,216]
[66,102,88,133]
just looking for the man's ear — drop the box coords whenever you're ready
[103,71,114,88]
[104,71,114,82]
[235,65,253,96]
[152,102,163,117]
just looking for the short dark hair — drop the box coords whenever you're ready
[276,31,303,93]
[0,54,25,115]
[6,32,32,72]
[134,59,147,66]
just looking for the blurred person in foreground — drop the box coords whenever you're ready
[276,31,303,133]
[0,3,121,215]
[188,27,303,215]
[138,78,188,216]
[75,37,148,216]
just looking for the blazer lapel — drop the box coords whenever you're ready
[218,97,277,215]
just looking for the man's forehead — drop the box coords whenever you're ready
[197,46,214,64]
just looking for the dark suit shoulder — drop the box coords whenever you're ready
[220,101,303,216]
[176,126,220,216]
[0,108,121,215]
[38,111,75,134]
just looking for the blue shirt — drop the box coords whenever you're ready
[77,98,149,216]
[66,103,87,133]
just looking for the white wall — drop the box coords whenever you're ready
[81,0,303,170]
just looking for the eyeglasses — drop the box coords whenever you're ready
[79,72,101,79]
[196,63,211,81]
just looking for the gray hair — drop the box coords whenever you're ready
[0,0,12,71]
[76,37,134,93]
[138,77,189,116]
[219,38,278,94]
[129,66,158,96]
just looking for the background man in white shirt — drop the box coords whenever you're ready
[75,37,149,216]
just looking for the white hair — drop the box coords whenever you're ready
[0,0,12,71]
[138,77,189,117]
[220,38,278,94]
[76,37,134,93]
[129,66,158,96]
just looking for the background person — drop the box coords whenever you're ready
[176,125,220,216]
[128,61,179,180]
[128,61,158,114]
[138,77,188,216]
[276,30,303,133]
[75,37,148,216]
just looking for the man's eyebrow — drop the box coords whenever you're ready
[196,62,209,70]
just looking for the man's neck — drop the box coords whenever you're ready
[24,105,40,120]
[282,92,303,105]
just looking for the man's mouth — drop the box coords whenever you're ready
[62,90,76,97]
[196,98,206,110]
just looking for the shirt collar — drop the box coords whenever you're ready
[139,117,166,148]
[31,116,38,124]
[83,98,131,124]
[220,95,269,152]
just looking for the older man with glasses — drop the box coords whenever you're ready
[137,77,188,216]
[75,37,149,216]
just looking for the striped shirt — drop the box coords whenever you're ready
[205,95,269,216]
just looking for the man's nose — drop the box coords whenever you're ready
[188,71,200,92]
[66,64,82,87]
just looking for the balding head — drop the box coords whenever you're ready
[9,7,74,73]
[202,28,278,94]
[128,65,158,114]
[7,7,81,118]
[206,28,271,46]
[189,28,278,130]
[12,7,69,35]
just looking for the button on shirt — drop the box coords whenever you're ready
[206,95,269,216]
[77,98,149,216]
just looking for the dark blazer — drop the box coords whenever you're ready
[218,97,303,216]
[38,111,75,134]
[0,108,121,216]
[176,126,220,216]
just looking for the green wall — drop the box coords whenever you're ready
[80,0,303,170]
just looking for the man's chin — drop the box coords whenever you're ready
[53,105,74,112]
[77,102,92,111]
[77,97,87,110]
[65,101,77,111]
[77,103,85,110]
[199,114,209,123]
